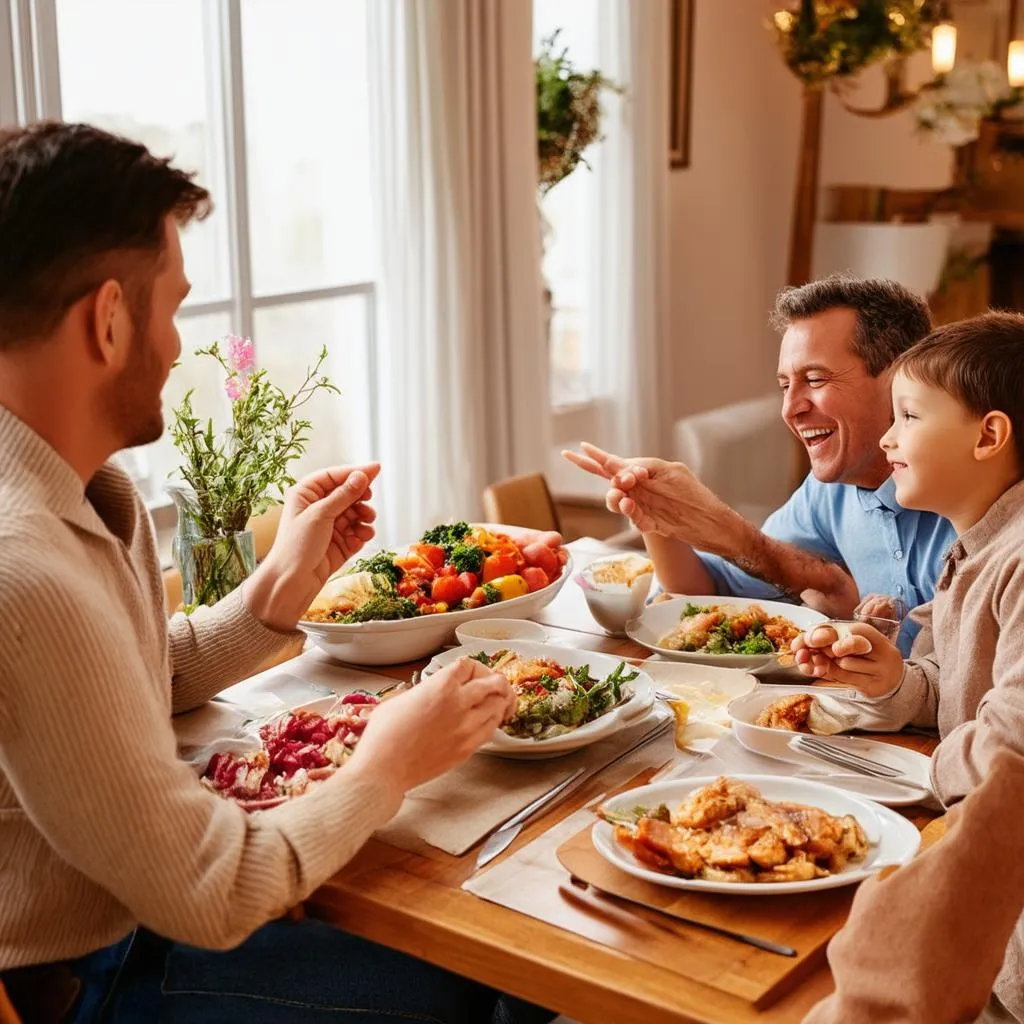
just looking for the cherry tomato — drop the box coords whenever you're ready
[521,566,550,593]
[458,571,478,593]
[482,551,518,583]
[521,542,559,579]
[410,544,446,570]
[431,575,470,606]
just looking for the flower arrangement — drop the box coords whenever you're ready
[771,0,945,87]
[915,60,1024,147]
[535,31,617,195]
[168,336,339,609]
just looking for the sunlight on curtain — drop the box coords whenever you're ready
[591,0,673,457]
[367,0,548,545]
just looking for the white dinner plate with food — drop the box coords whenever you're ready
[424,640,654,758]
[593,774,920,895]
[626,596,826,678]
[728,688,933,806]
[298,523,571,666]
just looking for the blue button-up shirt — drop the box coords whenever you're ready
[698,475,956,655]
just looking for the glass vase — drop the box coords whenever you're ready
[167,485,256,611]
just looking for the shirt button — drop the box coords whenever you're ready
[896,584,905,596]
[893,549,903,560]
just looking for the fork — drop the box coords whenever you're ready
[564,876,796,956]
[792,734,904,777]
[791,734,907,781]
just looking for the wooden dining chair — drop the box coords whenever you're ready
[0,980,22,1024]
[481,473,562,533]
[162,504,284,613]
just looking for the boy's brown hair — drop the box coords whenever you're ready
[893,310,1024,465]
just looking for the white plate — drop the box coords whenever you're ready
[593,774,921,895]
[728,687,933,806]
[424,640,654,758]
[297,524,571,666]
[626,596,826,678]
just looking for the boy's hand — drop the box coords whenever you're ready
[790,622,904,698]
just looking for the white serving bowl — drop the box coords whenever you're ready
[424,640,655,758]
[576,553,655,636]
[727,687,933,806]
[298,526,571,666]
[626,595,826,677]
[455,618,549,645]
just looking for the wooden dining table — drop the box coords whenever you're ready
[275,537,940,1024]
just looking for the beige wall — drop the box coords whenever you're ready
[667,8,954,432]
[667,0,801,424]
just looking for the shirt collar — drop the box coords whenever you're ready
[856,474,902,513]
[956,478,1024,559]
[0,403,132,542]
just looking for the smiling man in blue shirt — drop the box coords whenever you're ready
[564,275,956,655]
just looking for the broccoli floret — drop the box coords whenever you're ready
[449,542,485,575]
[348,551,402,587]
[734,630,775,655]
[680,602,710,618]
[339,595,417,623]
[482,583,501,604]
[420,522,472,551]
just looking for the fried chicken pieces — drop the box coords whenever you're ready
[612,777,868,884]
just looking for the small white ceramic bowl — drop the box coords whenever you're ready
[454,618,549,645]
[576,553,655,636]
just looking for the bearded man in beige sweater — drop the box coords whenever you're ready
[0,123,555,1024]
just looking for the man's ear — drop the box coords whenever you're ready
[89,279,131,369]
[975,410,1013,462]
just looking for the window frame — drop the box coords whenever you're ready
[1,0,382,500]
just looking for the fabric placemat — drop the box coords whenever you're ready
[377,708,677,856]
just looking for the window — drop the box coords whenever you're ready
[533,0,601,409]
[7,0,378,504]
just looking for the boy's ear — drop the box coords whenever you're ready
[975,411,1013,462]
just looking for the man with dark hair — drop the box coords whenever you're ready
[0,122,549,1023]
[564,273,956,652]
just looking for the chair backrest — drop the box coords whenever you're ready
[673,393,792,527]
[0,980,22,1024]
[162,504,284,613]
[481,473,562,533]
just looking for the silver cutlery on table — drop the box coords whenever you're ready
[789,734,918,785]
[475,767,588,870]
[563,875,797,957]
[473,714,674,872]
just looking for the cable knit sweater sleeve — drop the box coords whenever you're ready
[0,554,403,951]
[168,587,304,714]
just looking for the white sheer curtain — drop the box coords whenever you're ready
[591,0,672,456]
[367,0,549,545]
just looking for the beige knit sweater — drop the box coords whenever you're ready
[0,405,403,969]
[834,479,1024,1022]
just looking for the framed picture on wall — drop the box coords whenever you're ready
[670,0,694,168]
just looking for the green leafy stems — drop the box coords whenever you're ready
[170,338,340,540]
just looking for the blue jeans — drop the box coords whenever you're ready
[93,919,555,1024]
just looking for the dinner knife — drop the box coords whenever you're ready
[473,715,674,871]
[474,767,587,870]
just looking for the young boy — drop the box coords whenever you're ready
[791,310,1024,1023]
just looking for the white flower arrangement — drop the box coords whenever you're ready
[916,60,1022,148]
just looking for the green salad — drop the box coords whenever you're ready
[470,649,639,740]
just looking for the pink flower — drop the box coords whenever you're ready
[225,334,256,375]
[225,374,250,402]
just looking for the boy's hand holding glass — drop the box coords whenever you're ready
[790,621,905,698]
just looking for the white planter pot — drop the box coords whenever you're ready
[812,222,953,297]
